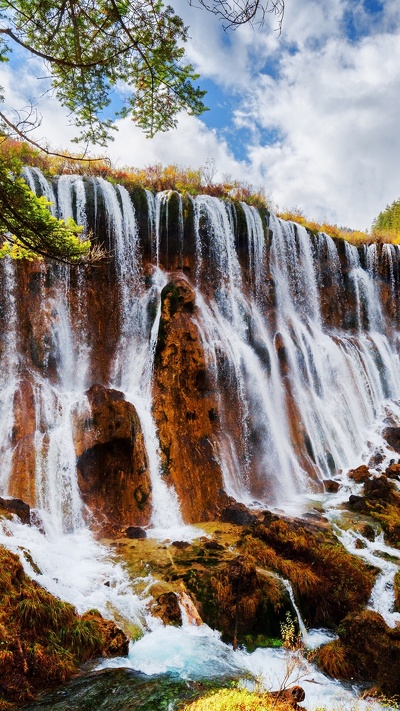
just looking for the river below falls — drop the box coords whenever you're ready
[1,508,398,711]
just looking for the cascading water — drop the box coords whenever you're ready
[96,178,184,531]
[0,258,19,493]
[2,169,400,708]
[0,169,150,629]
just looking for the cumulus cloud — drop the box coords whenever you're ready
[238,30,400,228]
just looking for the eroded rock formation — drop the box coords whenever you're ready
[74,384,151,530]
[152,275,226,522]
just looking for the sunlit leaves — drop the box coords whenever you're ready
[0,0,207,143]
[0,156,90,262]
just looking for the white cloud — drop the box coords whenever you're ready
[107,112,245,179]
[238,30,400,228]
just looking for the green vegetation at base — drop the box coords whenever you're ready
[0,545,128,706]
[18,668,233,711]
[179,687,290,711]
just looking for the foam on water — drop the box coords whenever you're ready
[1,174,400,709]
[0,517,146,628]
[98,621,381,711]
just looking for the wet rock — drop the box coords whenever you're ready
[318,610,400,698]
[385,462,400,480]
[274,332,289,377]
[323,479,340,493]
[0,496,30,524]
[207,555,278,643]
[152,592,182,626]
[348,494,368,513]
[81,609,129,656]
[152,274,226,523]
[363,474,394,501]
[204,540,224,551]
[395,571,400,613]
[172,540,191,549]
[6,379,37,505]
[358,474,400,546]
[18,667,214,711]
[126,526,147,540]
[382,426,400,453]
[360,523,376,541]
[220,501,258,526]
[354,538,366,549]
[368,450,385,468]
[0,546,129,706]
[74,384,152,529]
[250,516,376,627]
[348,464,371,484]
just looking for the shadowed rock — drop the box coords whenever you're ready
[74,384,152,529]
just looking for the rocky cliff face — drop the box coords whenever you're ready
[1,173,400,532]
[74,384,151,532]
[152,275,226,522]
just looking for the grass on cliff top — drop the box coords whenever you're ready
[0,138,268,209]
[277,208,400,246]
[1,137,395,245]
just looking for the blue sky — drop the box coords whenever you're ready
[1,0,400,229]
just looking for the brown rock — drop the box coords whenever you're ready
[323,479,340,493]
[348,464,371,484]
[81,610,129,657]
[382,426,400,453]
[363,474,394,501]
[0,496,30,524]
[126,526,147,539]
[74,384,152,528]
[152,592,182,626]
[360,523,376,541]
[220,500,258,526]
[385,462,400,480]
[337,610,400,697]
[368,450,384,467]
[6,379,37,505]
[152,275,226,523]
[348,494,368,513]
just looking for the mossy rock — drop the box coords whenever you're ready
[316,610,400,700]
[240,516,377,627]
[19,669,230,711]
[0,546,128,705]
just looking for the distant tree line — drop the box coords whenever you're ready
[372,197,400,233]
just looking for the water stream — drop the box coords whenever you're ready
[1,170,400,708]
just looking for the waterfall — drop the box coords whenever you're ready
[281,578,308,643]
[333,526,400,628]
[240,202,265,299]
[95,180,184,530]
[2,174,400,517]
[3,174,400,709]
[22,166,57,214]
[0,258,20,494]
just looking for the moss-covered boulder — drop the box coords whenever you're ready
[0,545,128,706]
[347,474,400,547]
[240,514,377,627]
[316,610,400,700]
